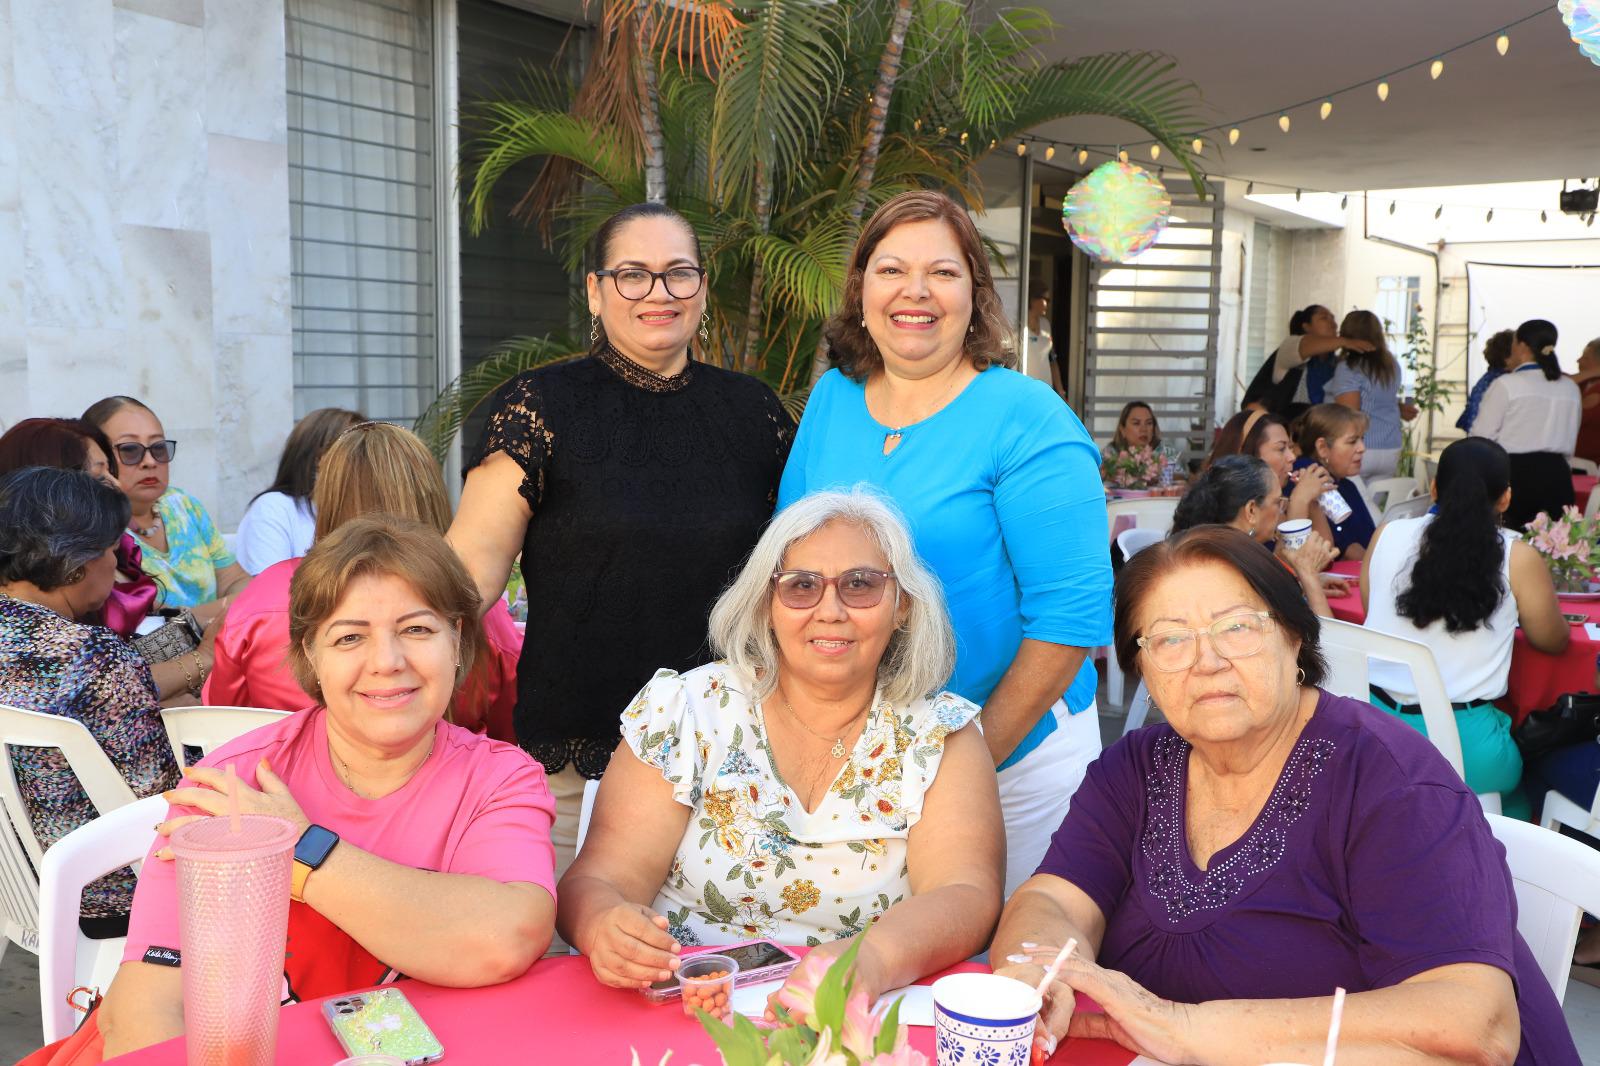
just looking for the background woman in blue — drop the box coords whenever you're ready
[778,190,1112,897]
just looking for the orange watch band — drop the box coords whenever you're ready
[291,859,313,902]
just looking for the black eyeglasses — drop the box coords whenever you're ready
[113,440,177,465]
[594,266,706,301]
[772,569,897,610]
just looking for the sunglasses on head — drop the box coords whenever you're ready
[772,569,897,610]
[113,440,177,465]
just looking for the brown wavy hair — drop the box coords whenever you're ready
[823,190,1015,381]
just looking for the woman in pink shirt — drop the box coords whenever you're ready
[92,517,557,1060]
[203,422,520,741]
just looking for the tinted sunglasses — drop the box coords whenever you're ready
[772,569,897,610]
[113,440,177,465]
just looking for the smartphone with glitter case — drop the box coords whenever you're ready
[323,987,444,1065]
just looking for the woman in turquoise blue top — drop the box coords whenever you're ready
[779,190,1112,897]
[84,397,249,620]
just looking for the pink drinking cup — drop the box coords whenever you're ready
[170,814,299,1066]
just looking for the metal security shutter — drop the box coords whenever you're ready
[1082,176,1224,466]
[455,0,582,458]
[287,0,437,421]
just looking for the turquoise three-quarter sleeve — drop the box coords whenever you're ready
[992,385,1114,650]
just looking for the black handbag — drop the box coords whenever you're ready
[1513,692,1600,766]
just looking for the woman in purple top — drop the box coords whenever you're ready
[991,526,1578,1065]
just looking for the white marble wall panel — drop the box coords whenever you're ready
[25,326,132,417]
[0,208,25,430]
[213,331,294,520]
[17,101,124,329]
[113,0,203,28]
[0,97,17,214]
[118,223,213,387]
[0,0,16,103]
[206,134,291,338]
[11,0,115,115]
[205,0,287,144]
[114,10,207,231]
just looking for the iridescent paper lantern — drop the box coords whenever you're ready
[1061,161,1171,262]
[1560,0,1600,66]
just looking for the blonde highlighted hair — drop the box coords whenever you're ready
[312,422,452,540]
[707,489,955,706]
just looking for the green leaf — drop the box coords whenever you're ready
[726,865,744,881]
[702,879,739,924]
[875,994,905,1055]
[767,1023,818,1063]
[412,333,585,460]
[812,936,866,1045]
[695,1006,766,1066]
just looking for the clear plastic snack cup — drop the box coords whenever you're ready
[171,814,298,1066]
[677,953,739,1021]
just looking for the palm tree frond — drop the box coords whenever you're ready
[414,334,587,461]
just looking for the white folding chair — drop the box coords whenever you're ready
[1485,813,1600,1004]
[1363,476,1420,518]
[37,795,164,1043]
[568,779,603,957]
[1540,769,1600,839]
[1418,457,1438,496]
[1377,494,1433,527]
[1106,529,1167,709]
[1571,458,1599,477]
[1316,621,1500,812]
[158,706,290,766]
[1105,497,1178,541]
[0,704,140,967]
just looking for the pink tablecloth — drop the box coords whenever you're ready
[1321,560,1597,727]
[1575,474,1596,513]
[104,955,1139,1065]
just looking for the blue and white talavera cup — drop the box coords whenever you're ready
[931,972,1043,1066]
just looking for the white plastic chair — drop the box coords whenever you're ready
[1485,812,1600,1004]
[1106,529,1167,709]
[1377,494,1432,527]
[1419,457,1438,496]
[1121,680,1153,735]
[1316,621,1500,812]
[1363,476,1420,518]
[1585,485,1600,522]
[158,706,290,766]
[38,795,164,1043]
[1105,497,1178,541]
[0,705,140,967]
[575,778,600,857]
[1540,769,1600,839]
[1571,457,1599,477]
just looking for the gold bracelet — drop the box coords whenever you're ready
[193,651,208,695]
[178,653,195,695]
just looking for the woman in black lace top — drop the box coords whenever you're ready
[449,203,793,884]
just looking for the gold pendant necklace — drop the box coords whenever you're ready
[778,691,864,759]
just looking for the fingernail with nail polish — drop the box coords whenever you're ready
[1020,942,1038,949]
[1006,954,1030,964]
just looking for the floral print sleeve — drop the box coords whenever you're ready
[621,668,703,807]
[625,663,980,948]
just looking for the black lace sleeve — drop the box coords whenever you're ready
[468,373,555,512]
[762,383,797,471]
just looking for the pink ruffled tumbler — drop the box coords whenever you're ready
[171,814,298,1066]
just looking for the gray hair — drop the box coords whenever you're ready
[0,467,130,590]
[708,488,956,706]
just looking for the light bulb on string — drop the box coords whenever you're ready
[1389,201,1396,215]
[1150,143,1161,161]
[1430,59,1444,79]
[1376,81,1389,101]
[1278,113,1291,133]
[1542,210,1549,222]
[959,131,968,145]
[988,139,997,150]
[1340,194,1348,209]
[1319,99,1333,120]
[1044,145,1055,161]
[1246,181,1254,195]
[1496,33,1510,56]
[1192,137,1204,154]
[1016,141,1027,156]
[1295,188,1302,201]
[937,126,947,136]
[913,118,922,131]
[1118,147,1129,163]
[1435,205,1443,219]
[1486,208,1494,222]
[1228,127,1240,145]
[1077,147,1088,165]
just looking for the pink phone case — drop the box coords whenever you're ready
[641,939,802,1002]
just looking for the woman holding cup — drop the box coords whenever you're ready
[1292,404,1377,561]
[989,526,1576,1065]
[1170,455,1342,617]
[1206,409,1337,548]
[94,517,557,1058]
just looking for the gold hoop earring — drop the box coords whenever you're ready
[1295,667,1306,686]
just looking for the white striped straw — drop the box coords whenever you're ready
[1033,938,1078,997]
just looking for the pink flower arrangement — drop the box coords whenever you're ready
[694,939,927,1066]
[1524,506,1600,592]
[1101,444,1164,489]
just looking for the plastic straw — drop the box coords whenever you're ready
[1322,986,1346,1066]
[226,762,241,834]
[1033,937,1078,996]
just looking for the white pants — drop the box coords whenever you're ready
[1361,447,1401,482]
[545,764,589,955]
[996,699,1102,898]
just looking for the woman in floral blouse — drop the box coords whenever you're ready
[557,490,1003,1006]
